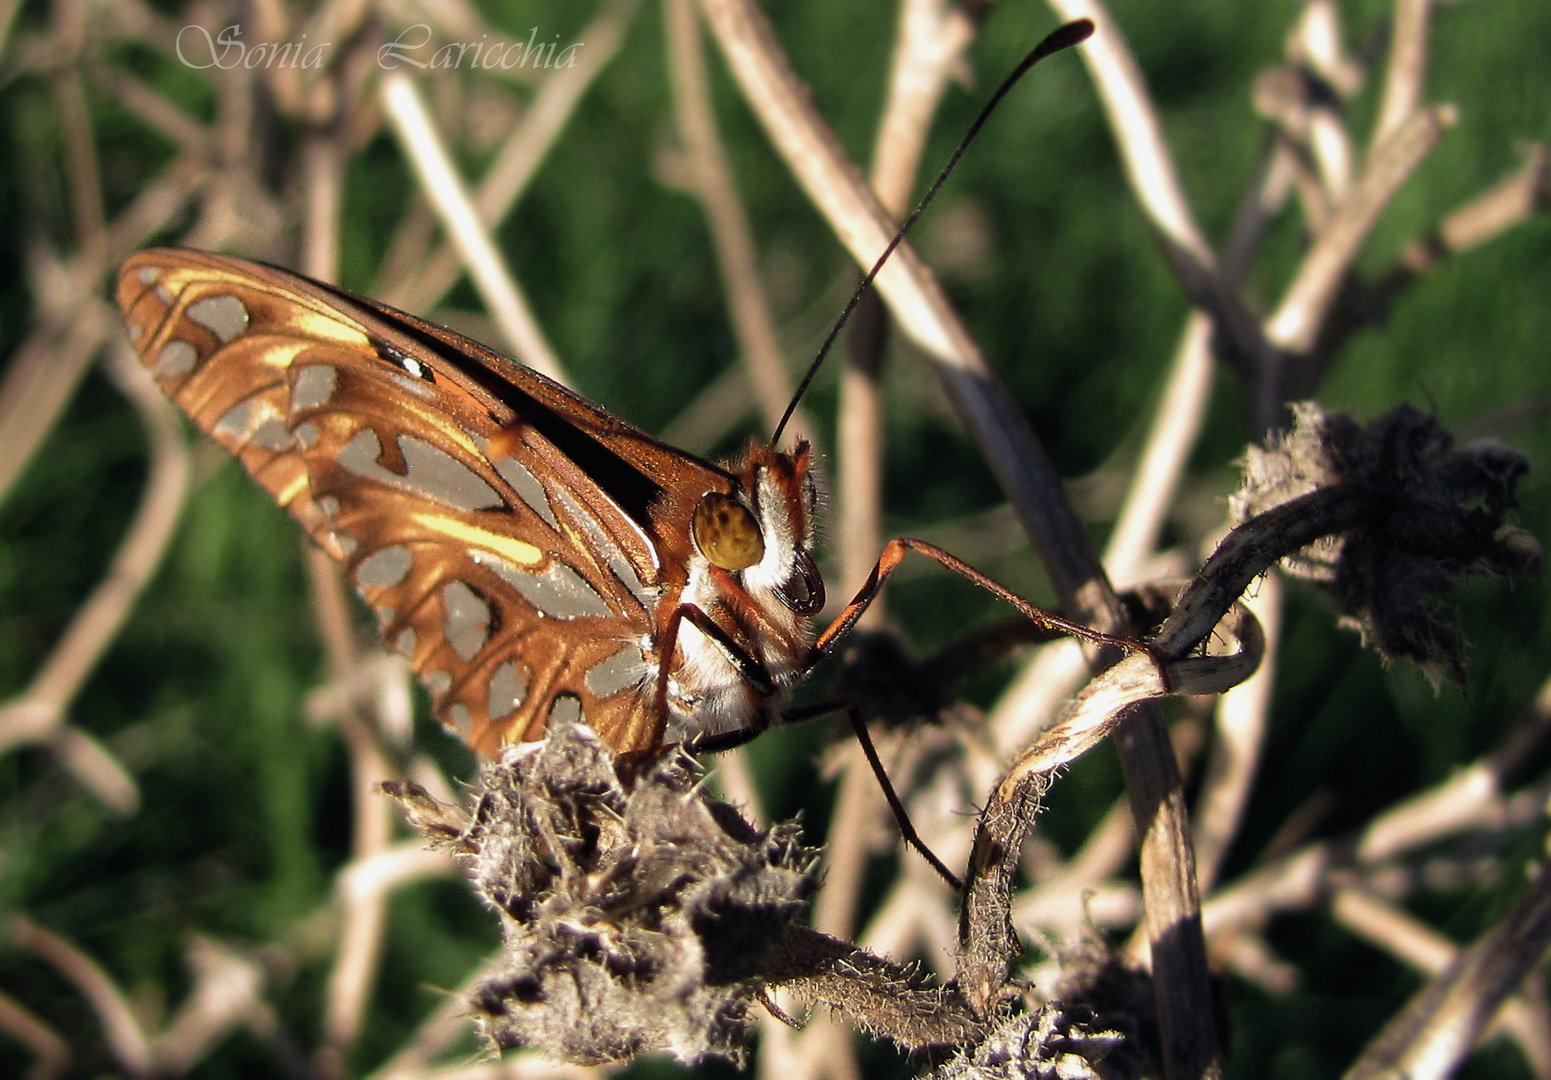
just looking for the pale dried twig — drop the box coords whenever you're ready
[1266,104,1457,356]
[810,0,980,986]
[662,0,796,438]
[1343,857,1551,1080]
[1047,0,1211,266]
[380,72,568,383]
[0,988,70,1080]
[695,0,1117,617]
[837,0,976,603]
[0,331,189,812]
[152,937,277,1075]
[383,0,640,317]
[1331,887,1551,1072]
[305,539,397,1077]
[0,307,114,507]
[1204,678,1551,940]
[1373,0,1432,148]
[1192,574,1282,894]
[8,915,153,1076]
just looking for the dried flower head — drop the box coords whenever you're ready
[385,718,817,1065]
[1233,402,1539,685]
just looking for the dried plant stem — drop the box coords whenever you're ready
[0,307,113,506]
[1205,678,1551,940]
[1014,799,1141,939]
[8,915,152,1075]
[770,924,984,1047]
[1091,678,1212,1074]
[1331,888,1551,1071]
[1356,144,1551,327]
[0,0,22,55]
[1374,0,1432,148]
[838,0,976,601]
[988,638,1089,753]
[659,363,762,452]
[812,0,982,969]
[1102,316,1215,585]
[104,157,210,262]
[380,72,567,383]
[862,855,962,967]
[868,0,976,213]
[317,783,393,1070]
[812,756,883,941]
[959,600,1263,1003]
[341,844,459,905]
[695,0,1113,615]
[0,987,70,1079]
[91,66,211,150]
[305,543,395,1077]
[663,0,796,436]
[708,745,766,826]
[302,135,343,282]
[1343,858,1551,1080]
[55,67,105,265]
[1266,105,1455,356]
[835,358,884,604]
[1433,145,1551,254]
[153,938,275,1075]
[363,957,503,1080]
[385,0,639,317]
[0,333,189,812]
[1192,574,1282,893]
[1046,0,1211,265]
[1283,4,1357,200]
[375,1050,608,1080]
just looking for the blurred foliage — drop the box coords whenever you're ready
[2,0,1550,1077]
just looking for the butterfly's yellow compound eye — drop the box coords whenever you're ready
[692,492,764,571]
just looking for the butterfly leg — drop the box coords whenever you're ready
[783,538,1168,891]
[812,538,1163,685]
[661,591,964,885]
[652,602,778,746]
[783,695,963,891]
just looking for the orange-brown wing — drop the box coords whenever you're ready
[116,248,729,756]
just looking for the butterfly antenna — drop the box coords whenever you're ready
[770,18,1094,447]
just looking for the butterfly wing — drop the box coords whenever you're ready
[117,249,731,756]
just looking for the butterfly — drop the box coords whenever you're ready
[111,21,1135,778]
[117,247,842,760]
[117,247,1141,775]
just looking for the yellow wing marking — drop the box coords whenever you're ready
[406,511,544,567]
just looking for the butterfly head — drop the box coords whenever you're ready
[693,441,824,617]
